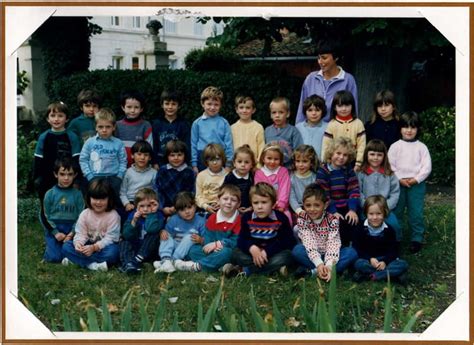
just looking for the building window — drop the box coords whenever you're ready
[193,22,204,36]
[111,16,120,26]
[133,17,141,28]
[112,56,123,70]
[164,19,176,33]
[132,57,139,70]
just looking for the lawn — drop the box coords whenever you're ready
[17,192,456,333]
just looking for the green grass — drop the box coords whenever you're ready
[17,196,455,333]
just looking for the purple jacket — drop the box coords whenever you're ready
[295,68,358,124]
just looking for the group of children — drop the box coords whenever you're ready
[35,84,432,283]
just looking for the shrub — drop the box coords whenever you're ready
[17,132,38,197]
[419,106,455,186]
[184,46,241,72]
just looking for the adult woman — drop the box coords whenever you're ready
[295,40,358,124]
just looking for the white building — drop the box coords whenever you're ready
[89,16,222,70]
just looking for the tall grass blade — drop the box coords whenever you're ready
[137,294,151,332]
[240,314,249,332]
[170,312,181,332]
[383,283,393,333]
[328,265,337,332]
[198,283,223,332]
[86,307,100,331]
[271,298,286,332]
[248,286,267,332]
[316,279,333,333]
[229,314,240,332]
[197,296,204,330]
[61,308,72,332]
[301,282,317,332]
[100,291,113,332]
[151,293,167,332]
[120,295,132,332]
[402,310,423,333]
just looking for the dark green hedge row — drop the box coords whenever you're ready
[49,69,304,128]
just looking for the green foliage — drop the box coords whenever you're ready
[17,133,37,197]
[184,46,241,72]
[17,70,30,95]
[419,106,455,186]
[48,69,303,127]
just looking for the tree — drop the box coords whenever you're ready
[199,17,454,118]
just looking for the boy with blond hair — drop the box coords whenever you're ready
[191,86,233,172]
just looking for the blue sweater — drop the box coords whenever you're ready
[165,213,206,242]
[152,116,191,166]
[191,114,233,167]
[79,134,128,181]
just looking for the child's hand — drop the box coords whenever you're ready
[163,206,175,216]
[376,261,386,271]
[345,210,359,225]
[370,258,379,269]
[191,233,203,244]
[317,264,331,282]
[275,206,285,213]
[333,212,344,220]
[249,245,267,267]
[54,232,66,242]
[207,203,219,213]
[125,203,135,212]
[80,244,96,257]
[150,200,159,213]
[64,233,74,242]
[160,230,169,241]
[203,242,216,254]
[407,178,418,186]
[400,178,412,188]
[74,243,83,252]
[192,166,199,175]
[238,206,252,214]
[354,165,361,173]
[215,240,223,251]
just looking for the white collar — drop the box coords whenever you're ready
[166,163,188,171]
[317,66,345,80]
[232,169,249,180]
[251,210,277,220]
[208,168,226,176]
[216,209,239,224]
[261,165,280,176]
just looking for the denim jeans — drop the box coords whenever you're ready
[394,181,426,242]
[188,244,233,272]
[354,258,408,280]
[119,233,159,266]
[291,243,358,274]
[62,240,120,268]
[159,232,196,260]
[43,223,74,263]
[231,248,293,275]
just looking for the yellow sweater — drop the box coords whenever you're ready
[321,118,366,165]
[231,120,265,162]
[195,168,227,209]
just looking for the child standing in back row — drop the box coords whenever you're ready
[231,95,265,162]
[115,90,153,167]
[321,90,366,171]
[191,86,233,172]
[264,97,304,169]
[68,89,102,145]
[388,111,431,253]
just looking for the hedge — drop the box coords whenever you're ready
[48,69,305,128]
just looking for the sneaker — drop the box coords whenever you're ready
[87,261,108,272]
[222,263,242,278]
[61,257,70,266]
[153,260,163,269]
[174,259,201,272]
[154,259,175,273]
[279,265,288,277]
[294,266,313,279]
[119,262,141,274]
[410,241,422,254]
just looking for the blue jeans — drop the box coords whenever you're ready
[62,240,120,268]
[354,258,408,280]
[394,182,426,242]
[43,223,74,263]
[188,244,233,272]
[159,232,195,260]
[291,244,358,274]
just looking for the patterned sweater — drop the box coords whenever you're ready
[115,118,153,167]
[296,211,341,267]
[155,164,195,208]
[316,163,360,214]
[73,208,120,250]
[238,210,295,258]
[321,115,366,165]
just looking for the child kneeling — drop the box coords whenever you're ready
[224,182,296,277]
[352,195,408,283]
[184,184,241,272]
[292,185,357,281]
[119,188,164,274]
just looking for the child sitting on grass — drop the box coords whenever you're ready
[119,188,164,274]
[224,182,295,277]
[62,179,120,271]
[42,157,84,263]
[352,195,408,283]
[183,184,242,272]
[153,191,206,274]
[292,185,357,281]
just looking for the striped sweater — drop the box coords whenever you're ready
[115,118,153,167]
[315,163,360,214]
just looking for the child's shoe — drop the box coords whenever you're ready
[119,262,141,274]
[154,259,176,273]
[222,263,242,278]
[88,261,108,272]
[279,265,288,277]
[61,257,70,266]
[293,266,313,279]
[153,260,163,270]
[174,260,201,272]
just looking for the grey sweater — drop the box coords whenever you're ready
[120,165,157,206]
[357,171,400,210]
[289,171,317,213]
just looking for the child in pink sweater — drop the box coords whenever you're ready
[388,111,431,253]
[254,143,291,224]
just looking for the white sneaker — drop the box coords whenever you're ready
[153,260,163,269]
[154,259,175,273]
[87,261,108,272]
[174,259,201,272]
[61,258,70,266]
